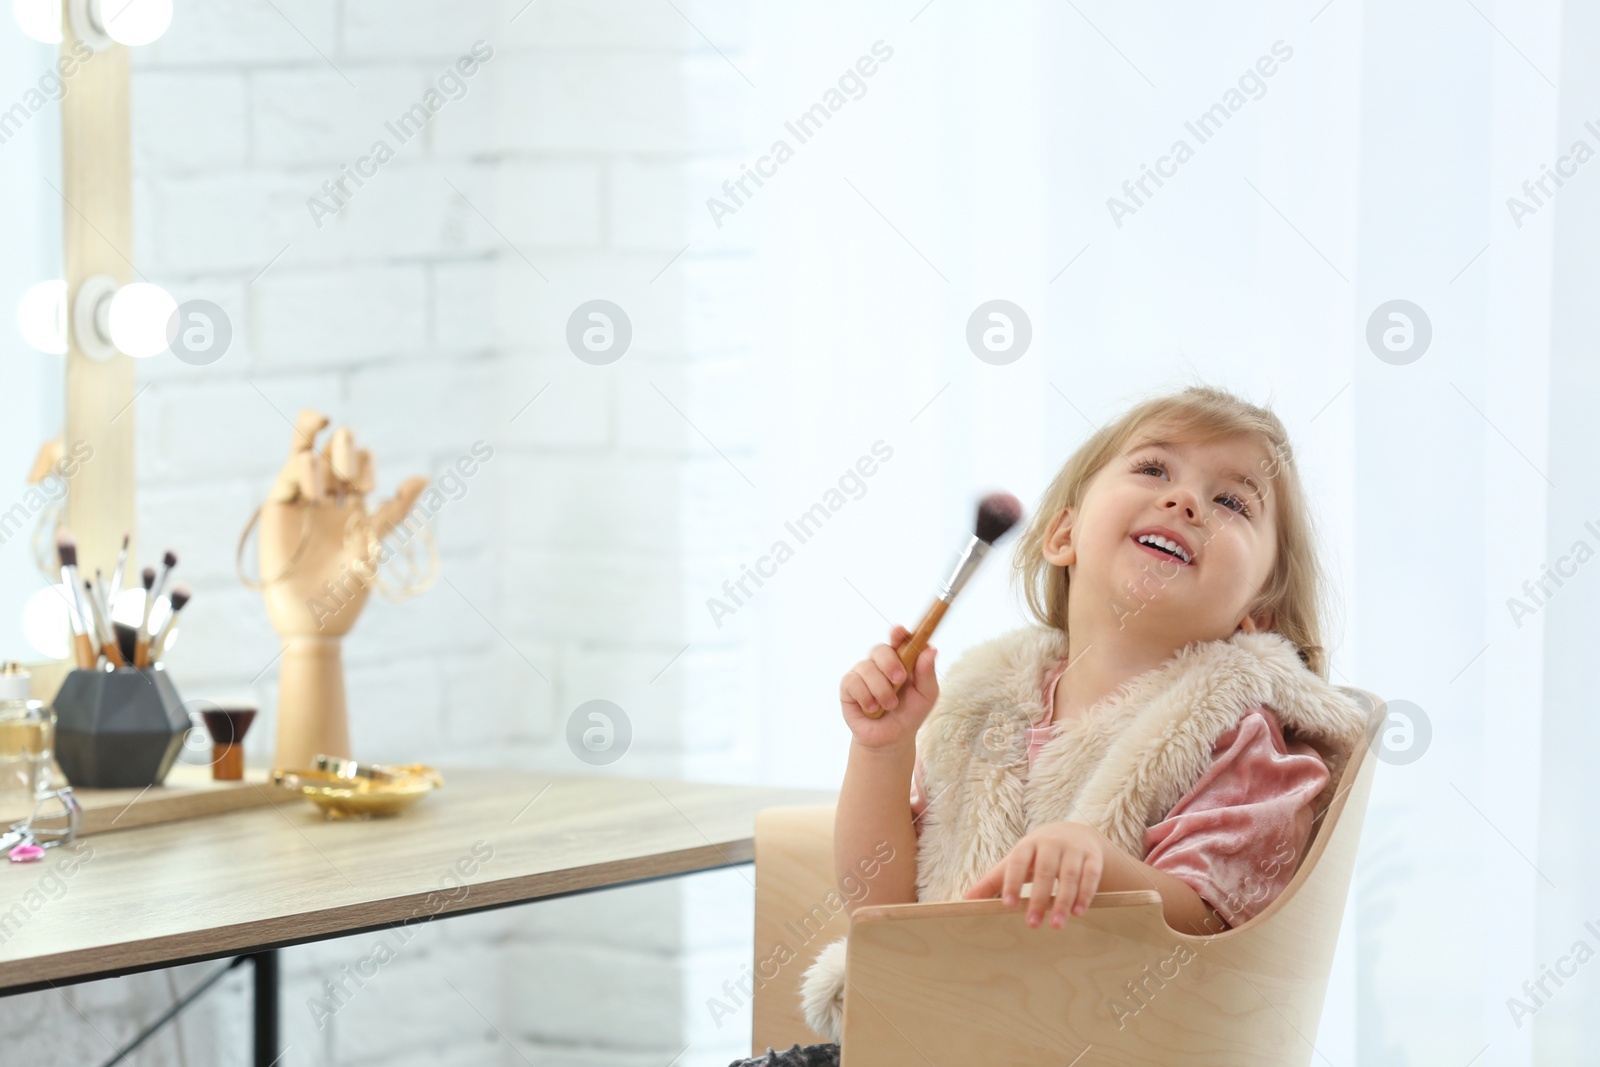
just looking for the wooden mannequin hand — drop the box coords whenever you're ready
[257,411,429,638]
[370,476,429,541]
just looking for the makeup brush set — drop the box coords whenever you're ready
[55,529,190,671]
[49,530,194,789]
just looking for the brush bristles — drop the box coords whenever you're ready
[141,566,156,589]
[169,584,192,611]
[56,532,77,568]
[163,550,178,567]
[974,491,1024,545]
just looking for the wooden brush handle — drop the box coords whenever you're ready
[896,597,948,682]
[861,597,949,719]
[73,633,95,670]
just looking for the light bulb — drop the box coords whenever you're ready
[16,279,67,355]
[110,587,143,627]
[23,584,72,660]
[97,0,169,45]
[112,587,169,633]
[105,282,176,358]
[13,0,61,42]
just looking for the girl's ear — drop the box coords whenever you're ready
[1237,606,1276,634]
[1042,507,1075,567]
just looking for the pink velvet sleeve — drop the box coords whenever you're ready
[1141,705,1331,929]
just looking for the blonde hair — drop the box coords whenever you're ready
[1010,384,1330,677]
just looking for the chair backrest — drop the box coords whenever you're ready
[835,685,1388,1065]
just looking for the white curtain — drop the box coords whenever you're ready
[724,1,1588,1063]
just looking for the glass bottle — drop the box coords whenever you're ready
[0,662,52,797]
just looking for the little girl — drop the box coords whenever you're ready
[729,385,1369,1066]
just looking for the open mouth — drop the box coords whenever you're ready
[1131,533,1192,565]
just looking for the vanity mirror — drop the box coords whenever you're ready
[5,5,175,714]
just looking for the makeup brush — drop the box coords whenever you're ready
[109,532,129,601]
[55,529,94,670]
[134,566,156,668]
[150,584,191,664]
[866,490,1026,719]
[148,549,178,611]
[91,569,124,666]
[138,551,177,650]
[92,568,112,640]
[80,578,98,637]
[84,579,124,668]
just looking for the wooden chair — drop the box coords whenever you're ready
[750,687,1386,1066]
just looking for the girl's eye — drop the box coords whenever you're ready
[1134,455,1253,517]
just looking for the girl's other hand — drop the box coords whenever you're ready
[840,624,939,752]
[962,821,1106,930]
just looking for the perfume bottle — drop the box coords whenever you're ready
[0,662,52,797]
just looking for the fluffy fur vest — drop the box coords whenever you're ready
[798,623,1370,1044]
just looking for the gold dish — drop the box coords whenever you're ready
[312,753,404,782]
[270,763,443,820]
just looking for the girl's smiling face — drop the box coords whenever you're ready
[1043,429,1280,641]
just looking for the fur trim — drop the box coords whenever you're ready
[798,935,848,1044]
[910,625,1069,904]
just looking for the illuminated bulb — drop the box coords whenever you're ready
[112,587,169,633]
[110,587,143,627]
[23,584,72,660]
[12,0,62,43]
[66,0,169,50]
[96,0,170,46]
[16,279,67,354]
[105,282,176,358]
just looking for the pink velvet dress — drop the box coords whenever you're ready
[908,654,1333,928]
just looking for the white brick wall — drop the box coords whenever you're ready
[1,0,761,1064]
[254,266,431,368]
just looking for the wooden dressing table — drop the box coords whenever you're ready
[0,768,834,1066]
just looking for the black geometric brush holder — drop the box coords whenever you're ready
[52,667,189,789]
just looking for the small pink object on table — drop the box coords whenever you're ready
[9,843,44,863]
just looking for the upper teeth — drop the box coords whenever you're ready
[1138,534,1191,563]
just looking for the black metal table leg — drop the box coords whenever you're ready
[252,949,279,1067]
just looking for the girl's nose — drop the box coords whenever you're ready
[1161,490,1198,520]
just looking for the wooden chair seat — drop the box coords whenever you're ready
[750,686,1385,1066]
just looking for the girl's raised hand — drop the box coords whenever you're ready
[962,821,1106,930]
[839,624,939,752]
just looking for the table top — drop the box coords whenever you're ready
[0,768,835,993]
